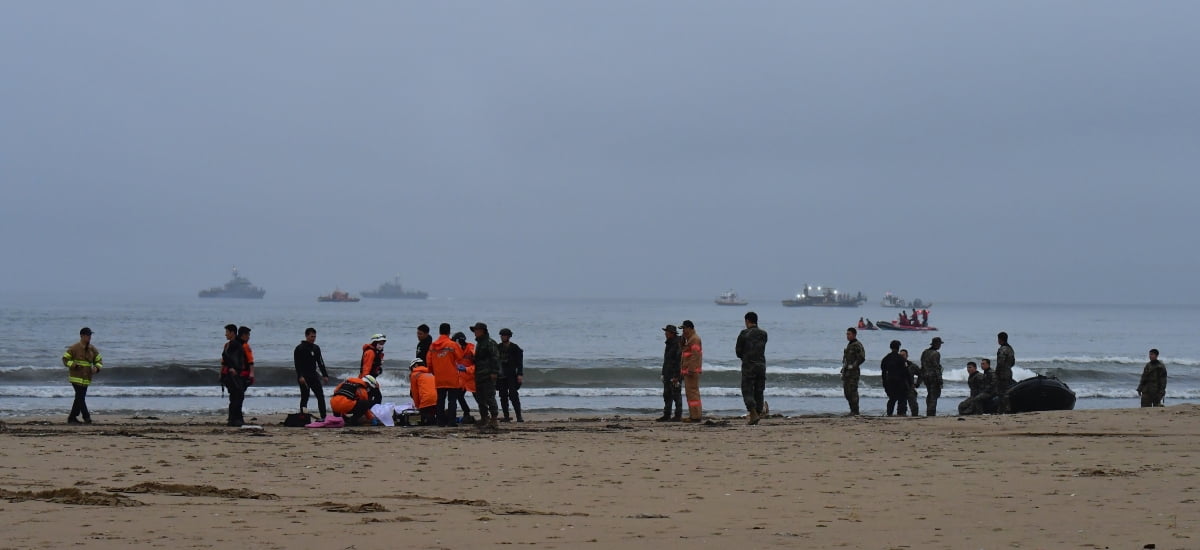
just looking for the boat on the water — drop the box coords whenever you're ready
[781,284,866,307]
[714,290,748,306]
[877,321,937,331]
[361,276,428,299]
[880,292,932,309]
[198,267,266,299]
[318,289,360,303]
[1006,375,1076,413]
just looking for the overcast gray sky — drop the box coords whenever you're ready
[2,1,1197,303]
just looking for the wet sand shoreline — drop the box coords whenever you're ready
[1,406,1197,549]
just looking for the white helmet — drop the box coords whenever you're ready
[370,333,387,343]
[363,375,379,389]
[409,358,425,369]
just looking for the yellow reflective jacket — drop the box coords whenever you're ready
[62,341,102,385]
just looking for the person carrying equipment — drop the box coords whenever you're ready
[330,375,382,426]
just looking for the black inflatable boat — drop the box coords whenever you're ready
[1006,375,1077,413]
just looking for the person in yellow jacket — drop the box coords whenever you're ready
[62,327,102,424]
[679,320,704,422]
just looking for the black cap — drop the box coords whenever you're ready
[499,328,513,337]
[680,320,695,329]
[662,324,678,333]
[931,337,943,345]
[469,322,488,332]
[79,327,93,335]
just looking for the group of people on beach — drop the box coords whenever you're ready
[658,312,770,425]
[273,322,525,431]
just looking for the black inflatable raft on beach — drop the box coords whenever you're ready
[1006,375,1077,413]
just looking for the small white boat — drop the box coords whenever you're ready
[714,290,749,306]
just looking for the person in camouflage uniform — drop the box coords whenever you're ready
[995,332,1016,413]
[842,327,865,415]
[470,322,501,431]
[1137,348,1167,407]
[900,349,920,416]
[920,337,944,416]
[957,361,983,415]
[736,311,769,425]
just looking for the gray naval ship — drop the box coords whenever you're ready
[198,267,266,299]
[361,275,428,299]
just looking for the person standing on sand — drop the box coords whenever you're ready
[920,337,944,416]
[881,340,910,416]
[497,327,525,422]
[679,320,704,422]
[62,327,102,424]
[995,332,1015,413]
[416,324,433,363]
[360,333,386,378]
[736,311,769,425]
[842,327,865,415]
[294,327,330,420]
[452,332,475,423]
[1137,348,1167,407]
[428,324,463,426]
[900,349,920,416]
[658,324,683,422]
[220,324,248,427]
[471,322,501,431]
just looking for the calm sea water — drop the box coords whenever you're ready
[1,291,1195,419]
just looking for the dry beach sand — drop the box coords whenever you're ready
[1,406,1197,549]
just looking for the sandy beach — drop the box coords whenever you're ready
[1,406,1196,549]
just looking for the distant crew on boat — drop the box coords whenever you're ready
[897,309,930,327]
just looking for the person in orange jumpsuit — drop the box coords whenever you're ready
[427,323,464,426]
[360,334,386,378]
[453,332,476,423]
[679,320,704,422]
[330,375,381,426]
[409,359,438,425]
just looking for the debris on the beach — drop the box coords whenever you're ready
[629,513,670,519]
[110,482,279,500]
[320,501,388,513]
[0,487,142,507]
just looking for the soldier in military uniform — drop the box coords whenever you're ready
[735,311,769,425]
[842,327,865,416]
[900,349,920,416]
[920,337,944,416]
[995,332,1016,413]
[957,361,983,415]
[1137,348,1167,407]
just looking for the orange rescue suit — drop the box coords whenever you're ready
[458,342,477,393]
[428,335,464,389]
[331,377,375,420]
[409,365,437,409]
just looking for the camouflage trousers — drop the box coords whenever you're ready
[842,368,860,415]
[474,374,498,421]
[925,383,942,417]
[1140,392,1165,407]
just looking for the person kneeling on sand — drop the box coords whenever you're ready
[409,359,438,425]
[330,375,382,426]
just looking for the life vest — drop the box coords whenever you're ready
[334,378,369,401]
[360,344,383,378]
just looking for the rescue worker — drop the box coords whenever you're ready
[416,324,432,363]
[409,359,438,425]
[239,326,255,386]
[858,317,866,329]
[330,375,381,426]
[657,324,683,422]
[427,323,463,426]
[360,333,386,378]
[899,311,909,326]
[679,320,704,422]
[920,337,944,416]
[62,327,102,424]
[900,349,921,416]
[294,327,330,420]
[921,309,929,327]
[881,339,911,416]
[497,327,524,422]
[1137,348,1167,407]
[957,362,983,415]
[995,332,1015,413]
[219,324,248,427]
[453,331,475,423]
[735,311,769,425]
[470,322,501,431]
[842,327,865,415]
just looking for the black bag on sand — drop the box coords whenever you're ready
[282,412,313,427]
